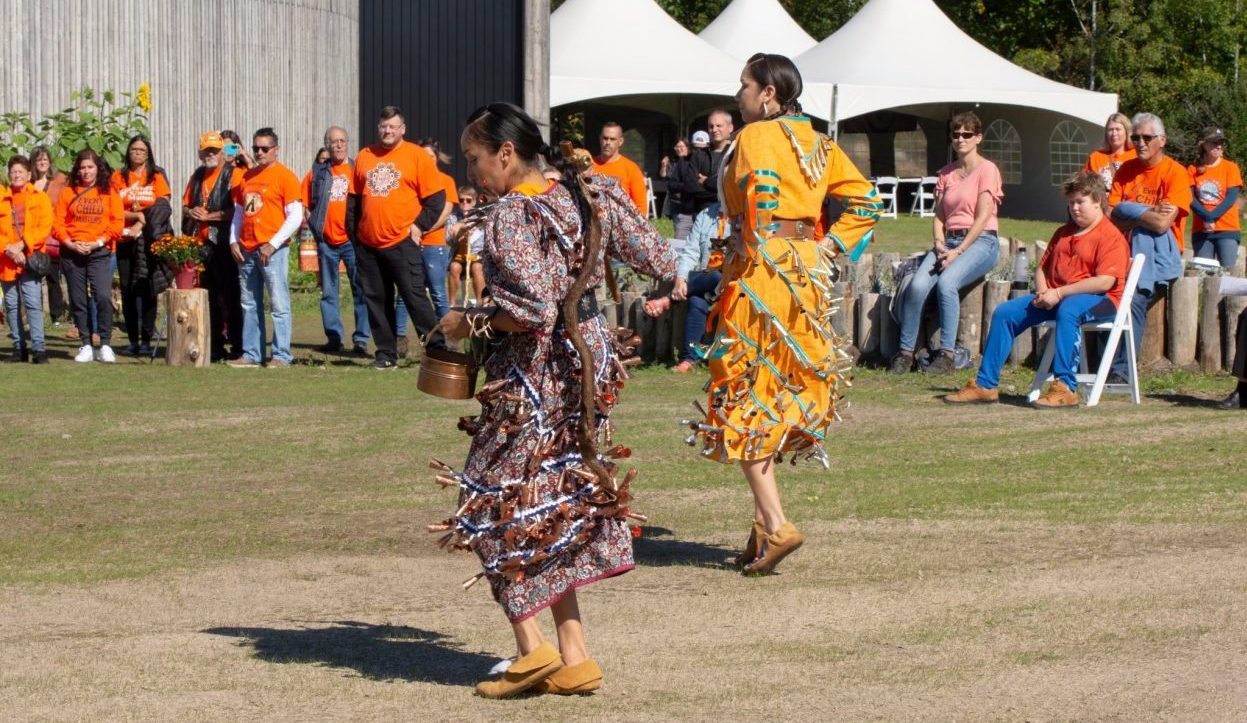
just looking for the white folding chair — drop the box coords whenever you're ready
[909,176,937,217]
[645,176,657,219]
[873,176,898,219]
[1028,253,1145,407]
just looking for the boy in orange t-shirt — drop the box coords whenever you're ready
[227,128,303,367]
[350,106,448,367]
[1188,126,1243,268]
[947,171,1128,408]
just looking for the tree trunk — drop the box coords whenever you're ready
[1199,276,1223,373]
[165,289,209,367]
[857,292,881,359]
[983,280,1010,353]
[1166,277,1198,368]
[957,281,984,356]
[1140,294,1165,368]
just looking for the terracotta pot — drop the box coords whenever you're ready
[174,262,198,289]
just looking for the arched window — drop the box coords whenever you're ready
[982,119,1022,184]
[894,129,928,178]
[1049,121,1089,186]
[839,133,871,177]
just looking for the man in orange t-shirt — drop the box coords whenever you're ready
[303,125,368,355]
[351,105,447,368]
[183,131,245,361]
[593,122,648,212]
[1107,112,1191,382]
[227,127,303,368]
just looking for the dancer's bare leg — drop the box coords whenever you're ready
[741,456,786,534]
[511,616,545,659]
[550,591,589,666]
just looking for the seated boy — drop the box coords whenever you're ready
[945,171,1130,408]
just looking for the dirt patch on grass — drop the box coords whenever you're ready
[3,519,1244,721]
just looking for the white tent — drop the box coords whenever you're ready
[698,0,818,62]
[550,0,742,109]
[794,0,1117,127]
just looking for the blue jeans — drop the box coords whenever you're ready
[680,270,722,363]
[397,245,451,334]
[1192,232,1240,269]
[238,244,292,364]
[318,240,369,347]
[977,293,1115,390]
[2,273,46,353]
[899,231,1000,352]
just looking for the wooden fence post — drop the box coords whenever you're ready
[1198,277,1222,374]
[670,299,687,363]
[856,293,881,359]
[957,281,984,355]
[879,294,897,360]
[983,280,1010,353]
[1140,294,1166,368]
[1166,276,1199,368]
[166,289,209,367]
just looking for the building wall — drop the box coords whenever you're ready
[359,0,526,187]
[0,0,358,210]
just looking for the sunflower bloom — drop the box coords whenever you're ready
[137,82,152,113]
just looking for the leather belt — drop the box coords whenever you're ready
[556,289,601,325]
[730,217,817,240]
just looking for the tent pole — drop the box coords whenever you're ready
[831,84,839,142]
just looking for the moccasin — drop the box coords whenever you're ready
[743,522,804,575]
[536,659,602,695]
[474,641,562,699]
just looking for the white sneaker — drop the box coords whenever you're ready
[74,345,94,363]
[98,345,116,363]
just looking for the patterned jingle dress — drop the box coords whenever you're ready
[433,179,675,622]
[694,115,882,464]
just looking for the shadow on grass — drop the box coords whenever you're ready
[1147,392,1228,409]
[203,620,496,685]
[633,526,736,570]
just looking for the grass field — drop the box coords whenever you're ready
[2,304,1246,720]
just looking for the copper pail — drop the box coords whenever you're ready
[417,346,479,399]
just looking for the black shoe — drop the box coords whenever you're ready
[120,344,140,356]
[373,357,397,370]
[888,351,914,374]
[923,350,955,375]
[1219,390,1240,409]
[7,349,26,363]
[317,340,344,353]
[351,343,369,357]
[32,351,48,364]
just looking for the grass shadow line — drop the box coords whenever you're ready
[202,620,496,685]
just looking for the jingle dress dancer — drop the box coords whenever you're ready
[433,104,676,698]
[692,54,882,575]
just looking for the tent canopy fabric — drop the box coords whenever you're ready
[550,0,742,108]
[698,0,818,62]
[794,0,1117,126]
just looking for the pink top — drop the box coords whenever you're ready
[935,159,1003,232]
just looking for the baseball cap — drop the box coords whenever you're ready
[1200,126,1227,144]
[199,131,225,150]
[691,130,710,147]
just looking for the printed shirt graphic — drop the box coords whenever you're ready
[301,161,355,246]
[1083,148,1137,189]
[53,186,124,249]
[1187,158,1243,235]
[232,162,302,251]
[354,140,440,249]
[1109,156,1194,251]
[110,168,171,211]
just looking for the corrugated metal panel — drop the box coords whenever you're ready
[0,0,358,216]
[358,0,525,187]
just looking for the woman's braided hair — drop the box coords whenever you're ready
[745,52,804,120]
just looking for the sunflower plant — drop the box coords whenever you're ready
[0,83,152,175]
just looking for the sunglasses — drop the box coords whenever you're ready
[252,145,275,153]
[950,131,977,140]
[1129,134,1159,143]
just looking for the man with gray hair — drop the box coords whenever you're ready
[302,125,369,355]
[1106,112,1191,382]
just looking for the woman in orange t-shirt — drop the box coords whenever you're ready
[111,135,172,355]
[1188,127,1243,269]
[3,155,54,362]
[1083,113,1137,189]
[31,144,70,326]
[54,149,125,363]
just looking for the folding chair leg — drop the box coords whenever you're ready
[1086,326,1122,407]
[1028,329,1057,403]
[1126,327,1141,404]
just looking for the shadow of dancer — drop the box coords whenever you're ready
[632,526,737,570]
[203,620,496,685]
